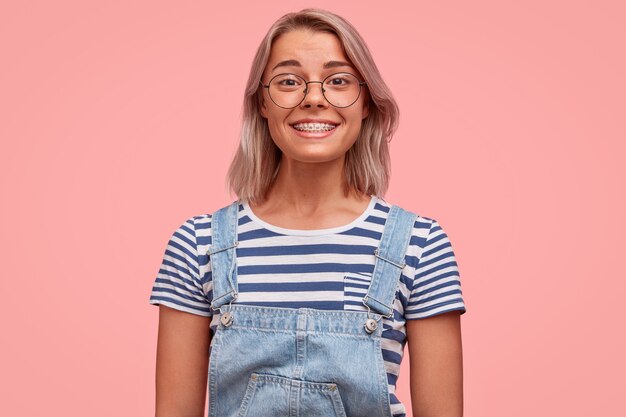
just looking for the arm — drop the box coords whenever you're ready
[155,305,212,417]
[406,310,464,417]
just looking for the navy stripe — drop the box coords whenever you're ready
[150,295,211,314]
[382,347,402,364]
[238,263,375,275]
[237,243,377,257]
[152,277,205,299]
[411,280,462,299]
[239,281,344,292]
[238,300,344,310]
[410,300,466,315]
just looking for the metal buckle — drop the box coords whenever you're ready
[219,291,238,327]
[373,247,406,269]
[363,302,383,334]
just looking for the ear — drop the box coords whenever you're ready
[361,88,370,119]
[362,98,370,119]
[260,96,269,119]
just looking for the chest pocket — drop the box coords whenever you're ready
[343,272,373,312]
[237,372,348,417]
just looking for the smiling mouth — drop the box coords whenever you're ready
[291,122,339,132]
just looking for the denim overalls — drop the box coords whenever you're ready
[207,200,416,417]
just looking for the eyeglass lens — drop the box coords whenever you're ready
[268,73,362,108]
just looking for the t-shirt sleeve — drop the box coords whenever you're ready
[148,216,213,317]
[405,219,467,320]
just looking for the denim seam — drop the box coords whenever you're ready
[222,326,378,338]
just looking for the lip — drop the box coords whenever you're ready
[290,119,340,126]
[290,121,339,139]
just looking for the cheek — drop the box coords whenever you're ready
[268,116,286,133]
[345,110,365,130]
[265,116,290,147]
[264,109,283,129]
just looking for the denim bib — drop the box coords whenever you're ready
[207,200,416,417]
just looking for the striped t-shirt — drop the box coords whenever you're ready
[149,195,466,417]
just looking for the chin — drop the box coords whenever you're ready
[279,149,344,164]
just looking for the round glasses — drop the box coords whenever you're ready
[259,72,367,109]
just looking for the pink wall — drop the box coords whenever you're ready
[1,1,624,416]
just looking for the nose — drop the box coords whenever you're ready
[300,81,327,108]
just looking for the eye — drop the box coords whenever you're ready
[325,74,354,88]
[328,77,347,85]
[271,74,304,90]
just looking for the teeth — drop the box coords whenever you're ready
[293,122,337,132]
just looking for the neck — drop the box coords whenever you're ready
[266,154,362,206]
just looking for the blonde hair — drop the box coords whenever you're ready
[226,8,399,205]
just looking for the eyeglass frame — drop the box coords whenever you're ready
[258,72,367,109]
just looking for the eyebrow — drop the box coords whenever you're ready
[271,59,354,72]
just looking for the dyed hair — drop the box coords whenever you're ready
[226,8,399,205]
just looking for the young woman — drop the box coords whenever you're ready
[150,8,466,417]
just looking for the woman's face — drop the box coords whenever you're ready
[260,29,369,165]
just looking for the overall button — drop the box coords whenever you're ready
[364,318,377,333]
[220,312,233,327]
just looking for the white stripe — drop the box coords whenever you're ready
[236,291,344,303]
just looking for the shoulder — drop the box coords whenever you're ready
[375,198,445,269]
[375,196,438,239]
[181,200,241,247]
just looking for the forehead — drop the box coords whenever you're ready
[266,30,349,71]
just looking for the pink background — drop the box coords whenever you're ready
[1,1,624,416]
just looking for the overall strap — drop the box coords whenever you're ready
[362,205,417,318]
[208,200,239,311]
